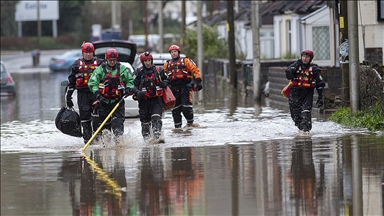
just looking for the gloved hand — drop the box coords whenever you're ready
[316,87,323,108]
[286,67,297,80]
[316,98,323,107]
[195,79,203,91]
[159,80,169,88]
[196,83,203,91]
[136,91,145,101]
[94,91,107,104]
[66,97,74,108]
[124,87,132,96]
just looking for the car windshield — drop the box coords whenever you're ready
[94,47,132,56]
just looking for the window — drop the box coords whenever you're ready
[378,0,384,21]
[286,20,291,54]
[312,26,330,60]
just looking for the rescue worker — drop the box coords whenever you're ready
[163,44,203,130]
[88,48,135,141]
[285,49,325,133]
[66,42,104,144]
[133,52,169,141]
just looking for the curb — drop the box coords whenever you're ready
[1,49,70,55]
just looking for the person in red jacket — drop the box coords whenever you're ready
[163,45,203,131]
[133,52,169,141]
[285,49,325,133]
[65,42,104,143]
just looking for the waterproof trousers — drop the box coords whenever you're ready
[170,85,194,128]
[77,90,98,143]
[95,99,125,138]
[288,87,314,132]
[138,97,163,139]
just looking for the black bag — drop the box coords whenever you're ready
[55,107,82,137]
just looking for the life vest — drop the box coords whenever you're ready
[75,58,98,88]
[165,58,193,82]
[98,63,125,100]
[138,66,163,99]
[291,66,316,88]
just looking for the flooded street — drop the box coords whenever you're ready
[1,53,383,215]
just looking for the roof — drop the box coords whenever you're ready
[191,0,327,27]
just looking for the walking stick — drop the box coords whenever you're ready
[82,95,128,151]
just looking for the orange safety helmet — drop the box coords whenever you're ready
[139,51,153,65]
[301,49,314,62]
[81,42,94,53]
[168,44,180,53]
[105,48,118,59]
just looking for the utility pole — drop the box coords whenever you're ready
[347,1,360,113]
[181,0,186,47]
[37,0,41,48]
[158,0,163,52]
[227,0,237,95]
[197,0,203,100]
[144,0,149,51]
[251,1,261,102]
[338,0,350,106]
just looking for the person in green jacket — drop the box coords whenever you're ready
[88,48,135,141]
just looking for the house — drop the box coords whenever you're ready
[190,0,384,66]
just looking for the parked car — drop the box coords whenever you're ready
[132,52,186,73]
[151,52,186,67]
[92,40,139,118]
[0,61,16,96]
[128,34,159,53]
[49,50,82,72]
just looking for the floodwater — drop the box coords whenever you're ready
[1,54,383,216]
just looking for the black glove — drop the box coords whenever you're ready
[316,87,324,107]
[124,87,132,96]
[66,97,74,108]
[159,80,169,88]
[136,91,145,101]
[94,91,107,104]
[286,67,297,80]
[316,98,324,107]
[195,79,203,91]
[196,83,203,91]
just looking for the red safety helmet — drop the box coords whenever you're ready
[301,49,314,61]
[168,44,180,53]
[81,42,94,53]
[139,51,153,65]
[105,48,118,59]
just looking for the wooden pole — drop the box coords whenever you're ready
[227,0,237,95]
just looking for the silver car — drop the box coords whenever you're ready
[0,61,16,96]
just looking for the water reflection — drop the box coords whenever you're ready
[289,138,318,215]
[1,135,383,215]
[0,97,17,122]
[1,71,68,123]
[58,151,129,216]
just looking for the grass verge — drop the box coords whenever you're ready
[328,103,384,132]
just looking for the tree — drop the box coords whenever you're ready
[184,24,228,60]
[1,1,18,37]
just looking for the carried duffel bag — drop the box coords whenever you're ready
[55,107,82,137]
